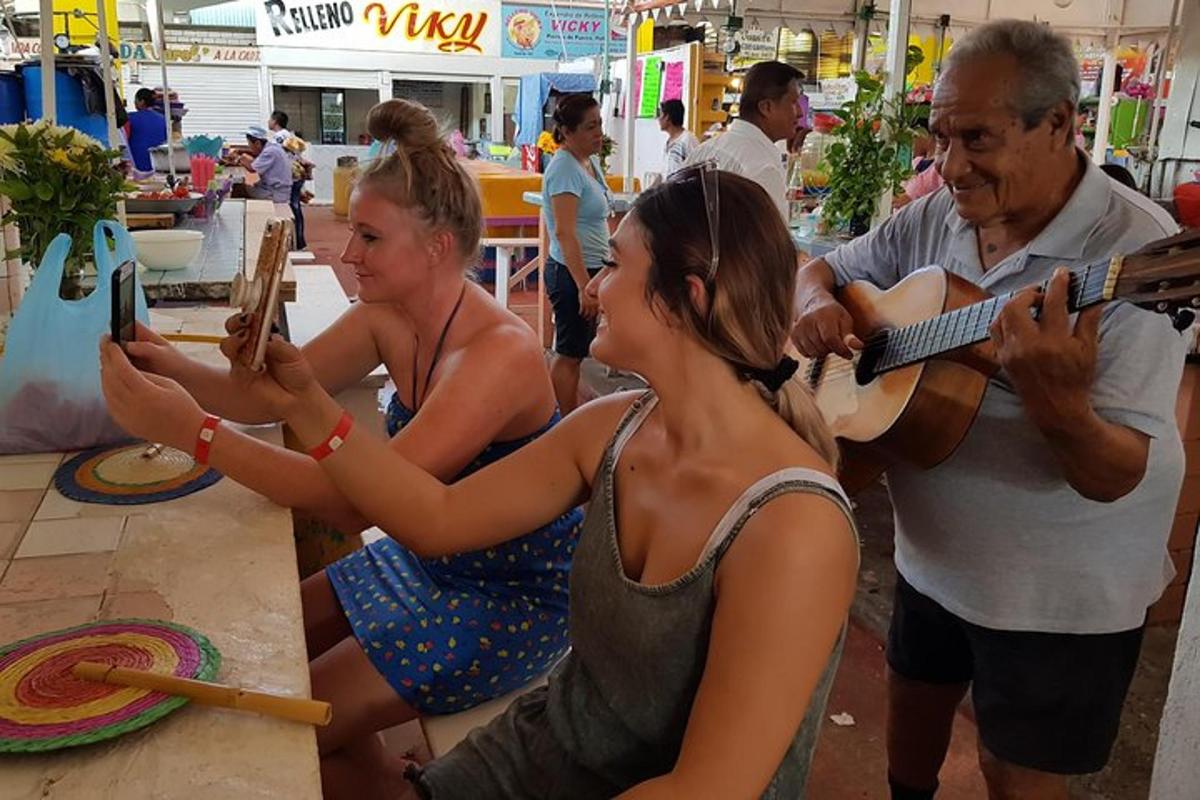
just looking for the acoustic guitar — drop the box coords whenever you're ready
[797,229,1200,492]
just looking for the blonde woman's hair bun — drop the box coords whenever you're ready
[367,98,443,153]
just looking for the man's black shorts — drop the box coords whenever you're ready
[887,574,1145,774]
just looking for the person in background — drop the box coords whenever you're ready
[239,125,294,217]
[788,90,813,155]
[268,110,310,250]
[268,109,293,145]
[793,20,1185,800]
[543,93,611,414]
[687,60,801,222]
[125,87,167,173]
[657,99,698,177]
[892,118,944,210]
[1099,163,1138,191]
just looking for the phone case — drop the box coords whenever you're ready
[231,218,293,371]
[110,261,136,345]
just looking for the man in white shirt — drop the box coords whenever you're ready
[687,60,801,221]
[268,109,293,146]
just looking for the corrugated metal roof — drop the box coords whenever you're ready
[187,0,254,29]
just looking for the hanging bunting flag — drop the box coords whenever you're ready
[677,2,687,18]
[694,0,703,10]
[650,7,660,21]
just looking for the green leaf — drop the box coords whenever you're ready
[0,180,32,200]
[33,181,53,202]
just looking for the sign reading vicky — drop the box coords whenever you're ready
[257,0,501,56]
[501,3,626,60]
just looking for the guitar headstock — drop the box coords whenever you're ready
[1110,229,1200,330]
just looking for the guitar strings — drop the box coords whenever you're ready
[805,267,1110,388]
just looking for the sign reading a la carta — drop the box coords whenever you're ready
[256,0,501,56]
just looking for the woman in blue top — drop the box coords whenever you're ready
[543,93,612,414]
[98,99,582,800]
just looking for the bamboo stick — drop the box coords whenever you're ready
[72,662,332,726]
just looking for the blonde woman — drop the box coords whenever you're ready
[100,99,581,799]
[102,168,858,798]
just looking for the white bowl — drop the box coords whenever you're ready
[131,229,204,271]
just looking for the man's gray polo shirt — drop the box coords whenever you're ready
[824,160,1188,634]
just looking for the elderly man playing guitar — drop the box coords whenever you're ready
[793,19,1190,800]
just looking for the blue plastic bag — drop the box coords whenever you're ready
[0,221,150,454]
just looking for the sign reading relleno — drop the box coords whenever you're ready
[255,0,502,56]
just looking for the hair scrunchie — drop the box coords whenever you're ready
[741,356,800,393]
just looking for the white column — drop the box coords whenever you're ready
[850,14,870,72]
[147,0,175,182]
[873,0,911,226]
[1144,0,1183,190]
[622,22,637,191]
[489,74,504,143]
[494,245,510,308]
[1092,44,1118,166]
[379,71,392,103]
[39,0,55,123]
[94,0,124,224]
[1152,540,1200,798]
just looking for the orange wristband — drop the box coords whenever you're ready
[194,414,221,466]
[308,410,353,461]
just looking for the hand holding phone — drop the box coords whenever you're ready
[111,260,137,348]
[229,218,292,371]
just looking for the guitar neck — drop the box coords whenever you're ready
[870,258,1117,375]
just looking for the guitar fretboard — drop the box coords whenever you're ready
[869,260,1114,374]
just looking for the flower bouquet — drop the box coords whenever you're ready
[0,120,132,281]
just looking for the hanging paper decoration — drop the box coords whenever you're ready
[639,56,664,117]
[663,61,685,102]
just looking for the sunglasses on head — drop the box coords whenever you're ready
[667,160,720,282]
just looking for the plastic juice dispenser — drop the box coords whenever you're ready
[333,156,360,218]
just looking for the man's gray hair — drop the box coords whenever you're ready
[941,19,1080,128]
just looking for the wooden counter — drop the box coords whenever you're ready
[0,307,320,799]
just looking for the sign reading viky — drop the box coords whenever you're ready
[256,0,502,56]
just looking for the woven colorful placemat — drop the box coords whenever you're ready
[54,442,221,505]
[0,619,221,753]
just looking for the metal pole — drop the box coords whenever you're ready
[622,16,637,192]
[94,0,125,224]
[1093,43,1118,166]
[95,0,117,147]
[490,74,504,144]
[873,0,910,226]
[148,0,175,183]
[1144,0,1182,191]
[39,0,55,123]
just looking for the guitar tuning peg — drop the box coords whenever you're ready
[1171,308,1197,332]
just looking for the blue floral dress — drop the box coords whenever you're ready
[325,394,582,714]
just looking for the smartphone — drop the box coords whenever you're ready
[110,260,137,347]
[236,218,292,371]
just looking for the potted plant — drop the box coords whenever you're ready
[0,120,131,292]
[821,48,927,236]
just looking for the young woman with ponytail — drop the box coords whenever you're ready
[119,162,860,797]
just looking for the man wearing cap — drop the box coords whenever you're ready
[686,60,803,221]
[237,125,294,217]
